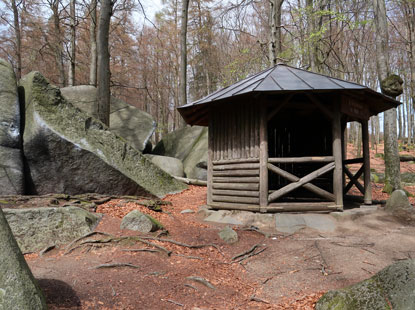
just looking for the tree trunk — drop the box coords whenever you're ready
[96,0,113,126]
[89,0,98,86]
[179,0,190,110]
[68,0,76,86]
[51,0,66,87]
[11,0,22,81]
[372,0,401,192]
[269,0,284,67]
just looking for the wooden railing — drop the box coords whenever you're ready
[267,157,335,203]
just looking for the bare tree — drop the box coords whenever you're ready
[89,0,98,86]
[269,0,284,66]
[96,0,115,126]
[373,0,402,192]
[68,0,76,86]
[11,0,22,80]
[179,0,190,109]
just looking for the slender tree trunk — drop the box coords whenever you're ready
[398,103,403,139]
[179,0,190,111]
[68,0,76,86]
[96,0,113,126]
[89,0,98,86]
[269,0,284,67]
[373,0,401,192]
[407,100,412,144]
[51,0,66,87]
[11,0,22,81]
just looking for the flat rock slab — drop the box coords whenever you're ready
[276,214,336,233]
[4,206,101,253]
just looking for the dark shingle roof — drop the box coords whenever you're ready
[178,64,400,125]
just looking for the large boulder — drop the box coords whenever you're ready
[385,189,415,223]
[0,207,47,310]
[20,72,186,197]
[144,154,184,177]
[0,59,24,195]
[3,206,100,253]
[60,85,156,152]
[316,259,415,310]
[152,126,208,180]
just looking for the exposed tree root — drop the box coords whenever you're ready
[89,263,140,269]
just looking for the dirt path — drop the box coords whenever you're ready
[21,184,415,310]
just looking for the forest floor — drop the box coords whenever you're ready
[20,143,415,310]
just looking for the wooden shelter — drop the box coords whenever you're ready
[178,64,400,212]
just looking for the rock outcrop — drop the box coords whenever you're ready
[152,126,208,180]
[0,59,24,195]
[4,206,101,253]
[0,207,47,310]
[61,85,156,152]
[144,154,184,177]
[316,259,415,310]
[385,189,415,223]
[20,72,186,197]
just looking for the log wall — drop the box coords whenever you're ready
[209,103,261,206]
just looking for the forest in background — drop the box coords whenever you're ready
[0,0,414,147]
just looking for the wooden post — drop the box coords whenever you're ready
[332,102,343,209]
[362,119,372,204]
[207,114,213,205]
[259,102,268,212]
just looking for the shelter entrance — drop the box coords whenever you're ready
[267,97,334,204]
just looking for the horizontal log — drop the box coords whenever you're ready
[212,170,259,177]
[212,183,259,191]
[268,163,335,201]
[212,177,260,183]
[173,176,207,186]
[400,155,415,162]
[213,163,260,171]
[268,162,335,202]
[212,189,259,197]
[212,195,260,204]
[212,158,259,165]
[209,202,261,212]
[268,202,341,212]
[208,202,341,212]
[268,156,335,163]
[343,158,364,165]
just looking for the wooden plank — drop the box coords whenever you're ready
[268,202,341,212]
[244,103,249,159]
[362,119,372,204]
[213,163,260,171]
[212,183,259,190]
[268,156,335,163]
[268,162,335,202]
[209,202,261,212]
[213,158,259,165]
[343,158,364,165]
[212,189,259,197]
[268,163,335,201]
[212,195,260,204]
[212,177,260,183]
[254,105,260,158]
[332,101,344,208]
[306,93,334,119]
[344,165,365,194]
[212,170,259,177]
[250,104,255,158]
[259,102,269,212]
[268,94,294,121]
[207,114,214,205]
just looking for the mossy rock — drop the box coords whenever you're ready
[0,208,47,310]
[61,85,155,152]
[4,206,101,253]
[380,74,403,97]
[316,259,415,310]
[0,59,24,195]
[120,210,162,232]
[20,72,186,197]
